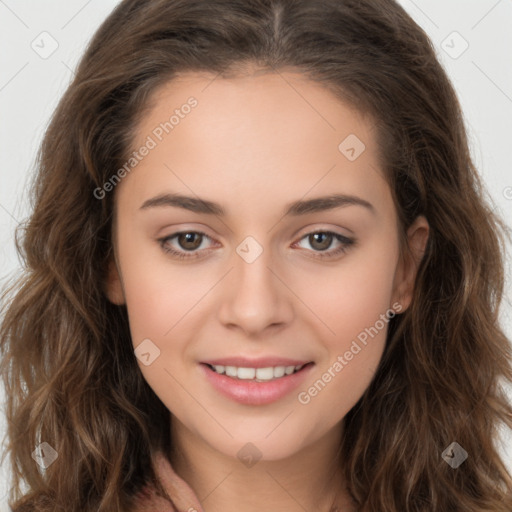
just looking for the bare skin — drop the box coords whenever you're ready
[106,68,429,512]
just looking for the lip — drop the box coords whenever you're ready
[200,361,315,405]
[201,356,311,369]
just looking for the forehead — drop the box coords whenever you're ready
[136,69,375,148]
[117,70,391,220]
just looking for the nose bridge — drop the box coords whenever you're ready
[217,234,293,334]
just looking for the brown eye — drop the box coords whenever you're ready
[308,232,334,251]
[159,229,355,262]
[159,230,214,260]
[294,230,355,260]
[177,232,203,251]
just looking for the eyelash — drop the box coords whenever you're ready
[158,230,355,261]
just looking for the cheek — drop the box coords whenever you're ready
[297,292,392,430]
[294,235,399,414]
[117,239,209,410]
[303,232,400,344]
[117,232,213,346]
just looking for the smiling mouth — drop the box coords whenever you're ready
[204,362,312,382]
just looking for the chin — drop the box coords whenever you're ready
[201,428,314,464]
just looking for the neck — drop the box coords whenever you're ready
[168,418,356,512]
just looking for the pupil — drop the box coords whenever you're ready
[311,233,331,250]
[180,233,201,250]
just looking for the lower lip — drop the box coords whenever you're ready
[200,362,314,405]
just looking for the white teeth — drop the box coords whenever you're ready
[210,364,306,381]
[273,366,285,378]
[255,367,274,380]
[237,367,256,379]
[225,366,237,377]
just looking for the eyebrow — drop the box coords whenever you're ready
[139,192,375,216]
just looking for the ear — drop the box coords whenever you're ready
[104,256,126,305]
[391,215,429,313]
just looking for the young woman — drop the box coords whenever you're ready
[1,0,511,511]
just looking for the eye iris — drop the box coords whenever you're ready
[179,232,202,251]
[310,232,332,251]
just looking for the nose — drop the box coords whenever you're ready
[217,241,294,337]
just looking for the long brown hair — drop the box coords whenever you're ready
[2,0,512,510]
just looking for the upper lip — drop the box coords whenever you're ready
[201,357,313,369]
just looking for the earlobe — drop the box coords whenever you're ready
[104,257,126,305]
[391,215,430,312]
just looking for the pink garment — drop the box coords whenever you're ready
[133,451,205,512]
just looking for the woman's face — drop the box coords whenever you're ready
[106,70,428,461]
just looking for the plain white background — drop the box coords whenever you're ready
[1,0,511,508]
